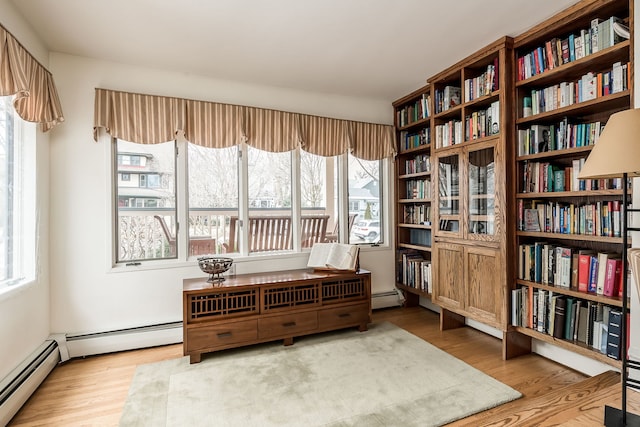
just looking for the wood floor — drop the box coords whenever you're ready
[8,306,638,426]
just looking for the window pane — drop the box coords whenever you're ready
[115,139,176,262]
[300,151,338,247]
[188,143,238,256]
[247,147,292,253]
[348,154,382,244]
[0,96,33,286]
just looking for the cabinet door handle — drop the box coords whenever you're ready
[338,313,351,318]
[217,332,232,338]
[282,321,297,327]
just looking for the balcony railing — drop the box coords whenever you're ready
[117,207,333,262]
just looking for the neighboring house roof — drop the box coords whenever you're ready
[349,187,377,200]
[117,187,169,199]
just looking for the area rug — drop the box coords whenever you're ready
[120,322,520,426]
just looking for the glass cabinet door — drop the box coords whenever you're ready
[437,154,460,235]
[467,147,495,237]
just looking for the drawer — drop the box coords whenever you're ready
[318,303,370,330]
[186,320,258,352]
[258,311,318,339]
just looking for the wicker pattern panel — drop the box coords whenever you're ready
[262,283,319,312]
[189,289,258,321]
[322,278,367,303]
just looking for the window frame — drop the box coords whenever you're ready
[0,97,36,292]
[105,133,391,270]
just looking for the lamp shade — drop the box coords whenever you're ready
[578,108,640,179]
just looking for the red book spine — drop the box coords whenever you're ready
[578,254,591,292]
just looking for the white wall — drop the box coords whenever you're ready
[0,1,51,381]
[47,52,395,338]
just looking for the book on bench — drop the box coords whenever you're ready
[307,243,359,272]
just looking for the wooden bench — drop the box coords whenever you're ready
[223,215,330,253]
[154,215,216,256]
[325,213,358,243]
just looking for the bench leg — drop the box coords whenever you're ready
[190,353,202,364]
[283,337,294,346]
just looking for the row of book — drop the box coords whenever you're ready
[463,60,499,102]
[517,120,603,157]
[403,154,430,175]
[519,199,622,238]
[409,229,432,247]
[464,101,500,141]
[522,62,630,117]
[403,204,431,226]
[518,243,624,297]
[396,94,431,127]
[434,119,463,148]
[520,158,623,193]
[434,86,461,114]
[405,178,431,200]
[516,16,628,81]
[396,249,432,294]
[511,287,624,360]
[399,128,430,152]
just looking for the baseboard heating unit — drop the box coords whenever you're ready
[371,289,404,309]
[65,321,183,358]
[0,341,60,426]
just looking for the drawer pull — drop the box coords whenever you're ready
[217,332,232,338]
[338,313,351,318]
[282,321,297,327]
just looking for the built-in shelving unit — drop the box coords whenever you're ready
[393,85,433,305]
[509,0,633,368]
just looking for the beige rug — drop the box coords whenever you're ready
[120,322,520,426]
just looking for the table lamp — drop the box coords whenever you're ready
[578,108,640,426]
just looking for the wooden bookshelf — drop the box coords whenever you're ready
[390,0,633,367]
[428,36,515,336]
[393,84,433,304]
[509,0,633,365]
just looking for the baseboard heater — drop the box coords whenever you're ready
[66,321,183,358]
[0,340,60,426]
[371,289,404,309]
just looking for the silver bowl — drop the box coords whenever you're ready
[198,257,233,283]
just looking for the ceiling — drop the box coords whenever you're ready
[10,0,579,103]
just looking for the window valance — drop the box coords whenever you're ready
[93,88,394,159]
[0,25,64,131]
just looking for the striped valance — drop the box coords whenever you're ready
[0,25,64,132]
[93,88,394,159]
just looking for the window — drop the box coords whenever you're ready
[112,139,386,264]
[348,153,382,244]
[188,143,238,256]
[121,173,130,181]
[0,96,35,288]
[114,139,176,262]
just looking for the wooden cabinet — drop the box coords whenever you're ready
[183,269,371,363]
[508,0,632,368]
[429,37,515,339]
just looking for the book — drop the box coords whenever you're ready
[595,252,609,295]
[577,251,595,292]
[552,296,566,339]
[307,243,359,271]
[443,86,461,111]
[524,209,541,232]
[607,309,622,360]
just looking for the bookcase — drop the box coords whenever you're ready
[509,0,633,368]
[393,84,433,306]
[429,37,515,337]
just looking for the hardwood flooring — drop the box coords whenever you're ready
[8,306,635,426]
